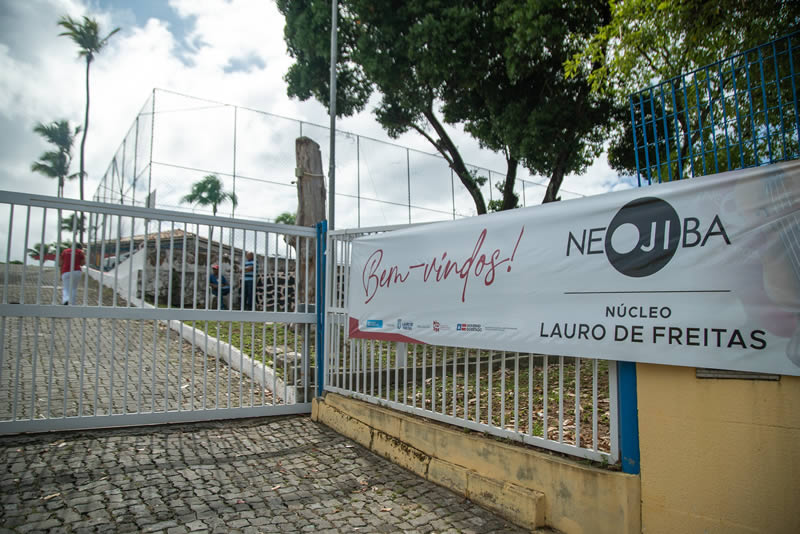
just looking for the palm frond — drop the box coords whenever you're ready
[58,15,120,62]
[181,174,237,214]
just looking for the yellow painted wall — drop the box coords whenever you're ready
[315,393,641,534]
[637,363,800,534]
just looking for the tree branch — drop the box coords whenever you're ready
[422,106,487,214]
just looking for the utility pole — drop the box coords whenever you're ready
[328,0,338,229]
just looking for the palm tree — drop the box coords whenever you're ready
[27,242,55,262]
[58,15,120,203]
[181,174,238,249]
[60,213,87,234]
[181,174,238,217]
[31,120,80,197]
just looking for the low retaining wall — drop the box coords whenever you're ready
[313,393,641,534]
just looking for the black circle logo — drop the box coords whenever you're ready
[605,197,681,277]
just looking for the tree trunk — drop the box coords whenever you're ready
[295,137,326,226]
[79,57,91,243]
[543,152,569,203]
[422,108,487,215]
[500,157,519,210]
[293,137,326,310]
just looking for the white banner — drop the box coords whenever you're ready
[347,161,800,376]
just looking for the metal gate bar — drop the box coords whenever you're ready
[0,191,318,434]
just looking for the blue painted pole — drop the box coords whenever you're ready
[629,96,642,187]
[315,220,328,397]
[617,361,641,475]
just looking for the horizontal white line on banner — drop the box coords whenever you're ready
[563,289,732,295]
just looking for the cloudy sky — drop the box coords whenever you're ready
[0,0,634,230]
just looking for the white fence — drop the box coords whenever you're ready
[0,191,318,434]
[324,225,619,463]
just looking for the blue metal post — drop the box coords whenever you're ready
[788,36,800,154]
[658,83,673,181]
[669,80,685,179]
[715,62,733,171]
[757,47,774,163]
[648,88,663,182]
[638,93,653,184]
[617,361,641,475]
[315,220,328,397]
[730,58,747,169]
[703,67,721,174]
[681,75,698,178]
[629,96,642,187]
[692,74,708,176]
[743,52,759,166]
[772,41,787,159]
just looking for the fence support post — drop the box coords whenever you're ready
[315,220,328,397]
[617,361,641,474]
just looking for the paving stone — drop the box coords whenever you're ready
[0,416,533,533]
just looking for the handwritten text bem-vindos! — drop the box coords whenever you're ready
[360,227,525,304]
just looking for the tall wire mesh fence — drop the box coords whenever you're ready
[92,89,583,228]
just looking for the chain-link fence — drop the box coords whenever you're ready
[93,89,583,227]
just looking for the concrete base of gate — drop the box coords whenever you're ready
[87,266,304,404]
[312,393,641,534]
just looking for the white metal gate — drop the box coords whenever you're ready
[0,192,318,434]
[323,225,619,463]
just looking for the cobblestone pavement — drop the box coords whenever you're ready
[0,416,532,533]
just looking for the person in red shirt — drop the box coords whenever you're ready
[60,243,85,305]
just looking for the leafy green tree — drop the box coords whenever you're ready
[277,0,613,211]
[58,15,120,202]
[566,0,800,175]
[449,0,615,204]
[274,212,296,225]
[31,120,80,197]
